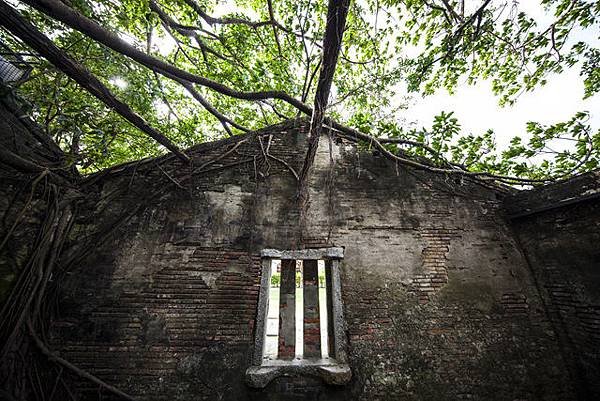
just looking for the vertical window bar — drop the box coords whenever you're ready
[303,259,321,358]
[325,259,335,359]
[295,261,304,359]
[329,259,347,362]
[278,259,296,359]
[256,258,275,364]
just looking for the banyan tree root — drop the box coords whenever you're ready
[27,320,139,401]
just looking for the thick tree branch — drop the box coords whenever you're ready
[149,0,231,64]
[183,0,274,28]
[0,0,190,163]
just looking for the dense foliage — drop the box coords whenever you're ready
[1,0,599,181]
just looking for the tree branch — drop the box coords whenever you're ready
[297,0,351,207]
[267,0,283,58]
[149,0,231,65]
[21,0,312,114]
[12,0,566,187]
[178,80,251,135]
[183,0,274,28]
[27,319,139,401]
[327,121,556,184]
[0,0,190,163]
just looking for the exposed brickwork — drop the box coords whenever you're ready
[0,98,72,304]
[508,181,600,400]
[52,246,261,400]
[278,259,296,359]
[302,260,321,358]
[409,228,458,303]
[500,292,529,316]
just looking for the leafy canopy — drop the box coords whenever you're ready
[1,0,599,181]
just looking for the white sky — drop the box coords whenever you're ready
[404,67,600,149]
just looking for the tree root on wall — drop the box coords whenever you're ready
[26,320,138,401]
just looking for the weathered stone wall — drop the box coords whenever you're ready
[506,172,600,400]
[45,119,577,400]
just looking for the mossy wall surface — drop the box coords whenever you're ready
[45,120,578,400]
[1,110,585,400]
[508,173,600,400]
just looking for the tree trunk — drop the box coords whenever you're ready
[297,0,351,208]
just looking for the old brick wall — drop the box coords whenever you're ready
[506,172,600,400]
[47,119,577,400]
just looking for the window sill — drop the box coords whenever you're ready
[245,359,351,388]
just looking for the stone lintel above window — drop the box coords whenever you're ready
[260,247,344,260]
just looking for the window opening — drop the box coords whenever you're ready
[318,260,329,359]
[263,260,280,359]
[263,258,336,361]
[247,247,350,388]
